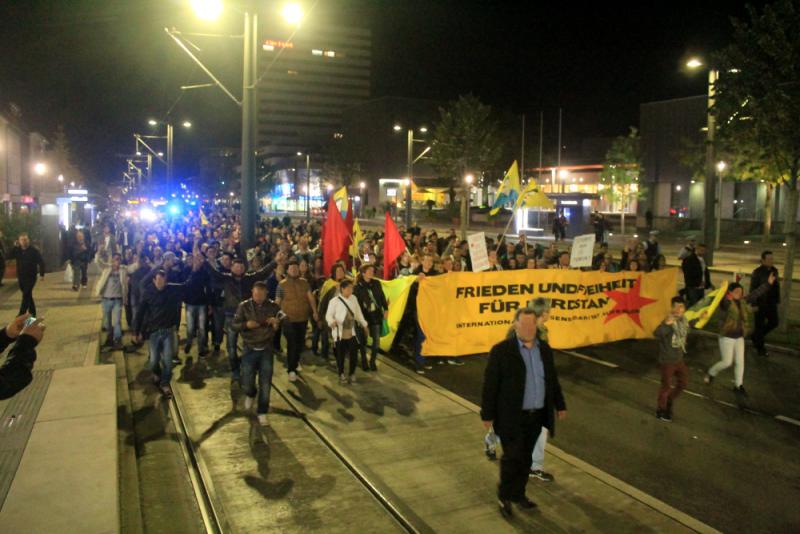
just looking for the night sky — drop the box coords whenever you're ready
[0,0,759,185]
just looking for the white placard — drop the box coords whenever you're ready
[468,232,490,272]
[570,234,596,268]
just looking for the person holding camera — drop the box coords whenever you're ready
[232,281,282,425]
[326,279,368,385]
[0,313,46,400]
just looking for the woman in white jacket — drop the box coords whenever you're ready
[326,279,368,384]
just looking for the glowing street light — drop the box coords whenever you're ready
[148,119,158,126]
[686,57,703,69]
[57,174,64,183]
[282,3,304,25]
[157,152,164,157]
[359,181,366,189]
[464,173,474,185]
[34,162,47,176]
[191,0,223,21]
[717,161,727,172]
[182,120,192,128]
[393,124,403,132]
[419,126,428,133]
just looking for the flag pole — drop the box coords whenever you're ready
[495,207,518,254]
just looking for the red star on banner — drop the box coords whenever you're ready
[603,276,658,329]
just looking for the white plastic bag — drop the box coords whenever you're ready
[64,263,73,284]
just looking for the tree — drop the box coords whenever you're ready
[430,95,503,237]
[51,125,85,190]
[322,135,366,189]
[712,0,800,332]
[600,127,644,236]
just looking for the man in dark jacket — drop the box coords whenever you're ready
[182,253,211,356]
[481,300,567,518]
[205,252,282,380]
[0,314,45,400]
[133,265,196,398]
[750,250,780,356]
[9,233,45,316]
[354,264,388,371]
[232,281,282,425]
[681,243,711,306]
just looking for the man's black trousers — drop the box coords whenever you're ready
[497,410,544,501]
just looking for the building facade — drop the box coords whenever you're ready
[256,21,371,162]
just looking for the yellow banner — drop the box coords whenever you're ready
[417,269,678,355]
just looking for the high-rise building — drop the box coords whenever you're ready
[256,20,371,162]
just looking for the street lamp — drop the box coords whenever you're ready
[192,0,304,248]
[57,174,64,183]
[393,124,429,227]
[148,119,158,126]
[297,151,311,219]
[147,118,192,191]
[34,162,47,176]
[359,181,366,217]
[558,169,569,194]
[715,161,727,249]
[182,120,192,128]
[687,56,719,263]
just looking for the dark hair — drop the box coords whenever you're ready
[671,296,686,306]
[252,280,268,291]
[339,279,354,290]
[728,282,743,293]
[112,253,122,260]
[559,251,569,258]
[232,258,245,265]
[761,250,773,260]
[154,269,167,278]
[286,259,299,267]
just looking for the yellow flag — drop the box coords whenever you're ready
[376,276,418,352]
[199,209,209,226]
[685,281,729,329]
[349,218,364,259]
[489,161,521,216]
[333,186,348,212]
[516,179,554,210]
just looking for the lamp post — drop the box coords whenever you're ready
[463,173,474,238]
[687,58,719,266]
[298,151,311,219]
[715,160,726,250]
[359,181,366,217]
[192,0,303,248]
[146,119,191,191]
[393,124,429,228]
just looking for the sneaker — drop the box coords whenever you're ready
[703,373,714,385]
[339,374,348,384]
[349,374,357,384]
[735,385,748,397]
[447,359,465,366]
[369,361,378,372]
[257,414,269,426]
[288,371,298,382]
[198,349,209,358]
[72,286,79,292]
[113,339,124,350]
[81,283,88,289]
[437,360,445,365]
[296,364,303,372]
[497,499,513,518]
[657,409,672,422]
[529,469,555,482]
[172,357,182,366]
[160,385,173,399]
[415,369,426,375]
[424,365,433,370]
[244,396,254,411]
[485,448,497,461]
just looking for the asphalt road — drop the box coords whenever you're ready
[388,334,800,534]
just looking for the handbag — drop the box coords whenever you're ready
[64,263,74,284]
[337,296,365,346]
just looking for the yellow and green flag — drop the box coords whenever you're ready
[685,281,729,329]
[516,179,554,210]
[489,161,521,216]
[372,275,417,352]
[333,186,349,213]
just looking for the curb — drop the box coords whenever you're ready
[379,356,722,534]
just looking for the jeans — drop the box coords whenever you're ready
[210,304,225,347]
[224,314,240,378]
[185,304,208,353]
[148,328,176,387]
[284,321,307,373]
[359,323,382,366]
[752,304,779,351]
[531,428,548,471]
[658,360,688,410]
[317,325,332,359]
[71,260,88,287]
[335,337,359,376]
[18,279,37,316]
[709,336,746,387]
[240,348,275,414]
[102,298,123,342]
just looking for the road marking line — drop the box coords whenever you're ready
[775,415,800,427]
[560,350,619,368]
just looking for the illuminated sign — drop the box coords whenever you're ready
[560,200,579,205]
[386,188,397,197]
[21,196,35,204]
[263,39,293,51]
[127,199,140,204]
[68,189,88,195]
[70,196,89,202]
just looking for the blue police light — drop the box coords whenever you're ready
[168,203,181,216]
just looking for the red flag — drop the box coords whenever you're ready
[344,199,354,233]
[383,211,405,279]
[323,197,350,276]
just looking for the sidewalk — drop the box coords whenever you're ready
[0,272,117,533]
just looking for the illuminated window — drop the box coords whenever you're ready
[312,49,323,56]
[333,132,344,139]
[324,50,336,58]
[287,70,299,75]
[263,44,275,51]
